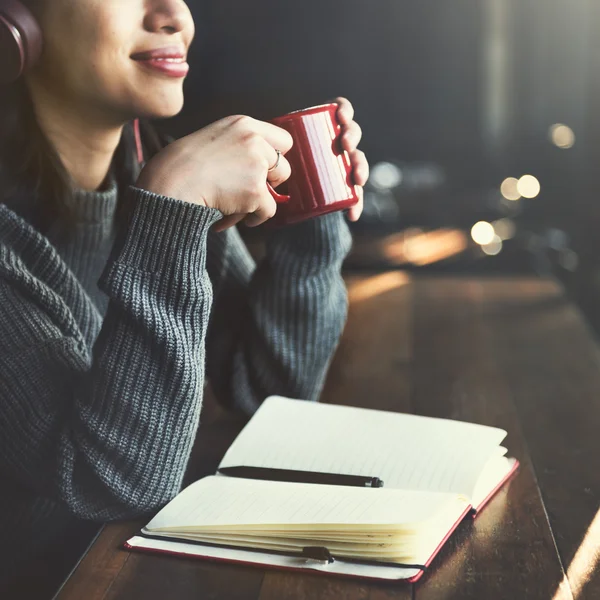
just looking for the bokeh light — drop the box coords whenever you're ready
[493,218,516,241]
[559,249,579,272]
[549,124,575,149]
[371,162,403,190]
[517,175,541,199]
[471,221,496,245]
[500,177,521,201]
[482,235,503,256]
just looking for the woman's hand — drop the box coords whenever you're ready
[136,115,293,229]
[334,97,370,222]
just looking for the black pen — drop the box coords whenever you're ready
[217,466,384,488]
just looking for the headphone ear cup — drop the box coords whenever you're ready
[0,0,42,84]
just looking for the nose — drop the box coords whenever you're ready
[144,0,193,36]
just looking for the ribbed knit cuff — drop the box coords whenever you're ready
[266,211,353,276]
[102,186,223,276]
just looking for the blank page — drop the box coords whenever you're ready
[145,475,466,531]
[219,396,507,498]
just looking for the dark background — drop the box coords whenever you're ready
[158,0,600,331]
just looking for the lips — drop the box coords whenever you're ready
[131,46,187,61]
[131,46,189,78]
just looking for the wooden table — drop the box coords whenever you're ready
[56,275,600,600]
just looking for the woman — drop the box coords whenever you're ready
[0,0,369,590]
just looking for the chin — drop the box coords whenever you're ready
[136,86,185,120]
[152,104,184,119]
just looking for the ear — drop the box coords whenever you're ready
[133,118,144,165]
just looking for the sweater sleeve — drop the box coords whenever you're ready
[205,211,353,416]
[0,186,222,520]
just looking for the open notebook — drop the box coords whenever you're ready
[126,397,519,582]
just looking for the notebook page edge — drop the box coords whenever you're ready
[124,535,422,581]
[145,476,466,532]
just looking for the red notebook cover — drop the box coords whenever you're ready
[472,458,520,518]
[124,460,519,584]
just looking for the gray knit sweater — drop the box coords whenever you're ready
[0,173,351,576]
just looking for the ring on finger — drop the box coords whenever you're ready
[268,149,282,172]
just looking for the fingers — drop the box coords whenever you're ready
[332,99,367,188]
[244,190,278,228]
[349,149,369,186]
[341,121,363,154]
[229,116,293,187]
[333,97,355,126]
[235,116,294,154]
[251,139,290,224]
[266,148,292,189]
[347,185,364,222]
[212,214,246,233]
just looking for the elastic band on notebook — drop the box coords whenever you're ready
[302,546,335,564]
[136,532,427,571]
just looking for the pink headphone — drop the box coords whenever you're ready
[0,0,42,84]
[0,0,144,163]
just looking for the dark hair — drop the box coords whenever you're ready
[0,78,168,238]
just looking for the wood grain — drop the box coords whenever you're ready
[480,279,600,599]
[321,272,414,412]
[410,278,572,600]
[55,521,142,600]
[56,275,599,600]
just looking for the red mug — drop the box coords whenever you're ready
[267,103,359,226]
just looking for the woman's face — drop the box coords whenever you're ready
[28,0,195,123]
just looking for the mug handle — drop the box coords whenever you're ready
[267,183,291,203]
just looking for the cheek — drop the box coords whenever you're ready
[42,13,101,85]
[92,28,131,77]
[43,6,131,85]
[89,16,149,90]
[69,32,133,103]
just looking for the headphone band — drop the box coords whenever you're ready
[0,0,43,84]
[133,119,144,165]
